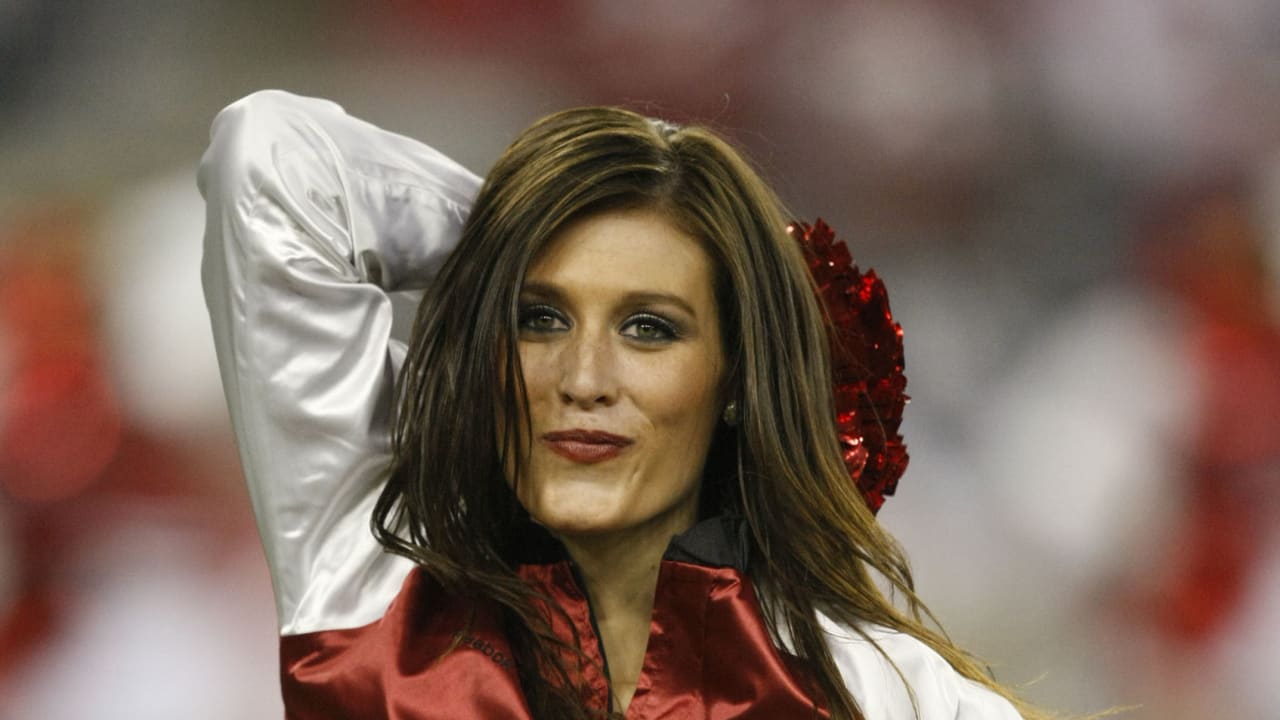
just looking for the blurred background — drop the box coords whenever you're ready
[1,1,1278,717]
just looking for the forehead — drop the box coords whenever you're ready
[524,208,716,303]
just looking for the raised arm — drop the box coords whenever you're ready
[199,90,481,636]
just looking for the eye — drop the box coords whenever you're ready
[518,304,569,334]
[621,313,679,343]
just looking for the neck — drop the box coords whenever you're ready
[555,506,698,712]
[561,529,664,620]
[556,503,697,618]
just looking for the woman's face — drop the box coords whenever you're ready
[509,207,726,541]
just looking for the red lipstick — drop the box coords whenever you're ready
[542,429,633,464]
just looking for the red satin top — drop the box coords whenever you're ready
[279,520,828,719]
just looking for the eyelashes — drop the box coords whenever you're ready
[517,304,681,343]
[620,313,679,342]
[517,304,568,333]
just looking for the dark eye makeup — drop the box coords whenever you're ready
[620,313,680,342]
[516,303,682,343]
[517,303,568,333]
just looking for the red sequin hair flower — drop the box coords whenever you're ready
[788,219,909,514]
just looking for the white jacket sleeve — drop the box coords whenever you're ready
[820,614,1026,719]
[199,90,482,636]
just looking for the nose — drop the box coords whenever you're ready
[556,329,618,409]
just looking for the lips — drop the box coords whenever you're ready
[542,429,634,464]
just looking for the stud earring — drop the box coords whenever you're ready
[722,401,740,427]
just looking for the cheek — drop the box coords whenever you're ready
[637,355,723,437]
[513,344,559,437]
[500,343,551,484]
[496,344,536,482]
[515,343,556,397]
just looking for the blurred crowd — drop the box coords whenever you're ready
[1,1,1278,718]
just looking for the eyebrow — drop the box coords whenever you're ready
[519,281,701,319]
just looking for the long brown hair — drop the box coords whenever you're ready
[373,106,1050,719]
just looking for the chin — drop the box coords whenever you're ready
[536,516,618,539]
[519,482,702,546]
[521,489,627,538]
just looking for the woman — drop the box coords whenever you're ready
[201,90,1035,719]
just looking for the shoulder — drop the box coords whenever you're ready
[816,611,1024,720]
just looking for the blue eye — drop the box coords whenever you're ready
[518,304,568,334]
[621,313,678,342]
